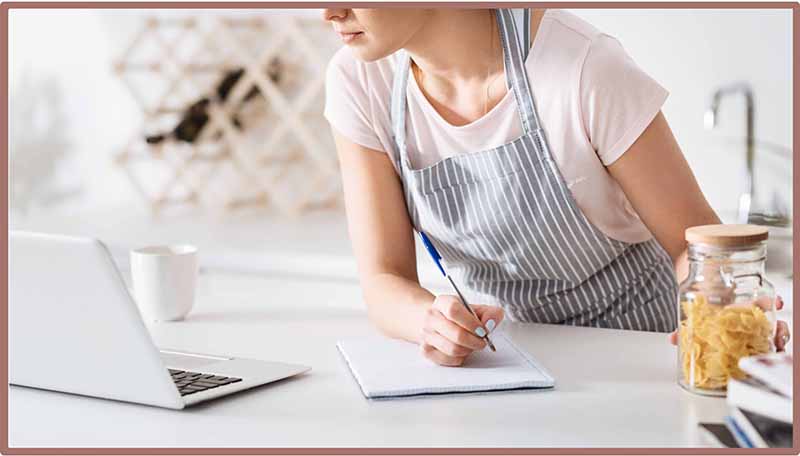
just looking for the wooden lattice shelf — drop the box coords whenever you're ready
[114,14,343,215]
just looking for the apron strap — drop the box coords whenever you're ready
[390,50,412,172]
[507,8,532,60]
[496,8,542,135]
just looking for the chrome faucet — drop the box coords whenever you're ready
[704,82,755,224]
[704,84,791,227]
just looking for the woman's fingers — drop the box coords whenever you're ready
[420,297,506,368]
[426,307,486,351]
[775,321,790,352]
[433,295,488,337]
[744,295,791,351]
[422,328,473,357]
[746,295,782,311]
[420,341,466,367]
[473,304,505,333]
[668,329,678,345]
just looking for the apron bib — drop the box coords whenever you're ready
[390,9,677,332]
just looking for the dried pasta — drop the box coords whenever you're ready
[679,294,772,390]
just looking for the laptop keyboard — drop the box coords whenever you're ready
[168,369,242,396]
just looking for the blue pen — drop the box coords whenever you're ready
[418,231,496,352]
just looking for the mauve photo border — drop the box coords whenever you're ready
[0,1,797,454]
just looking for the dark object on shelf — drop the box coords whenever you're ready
[145,97,213,145]
[146,59,282,145]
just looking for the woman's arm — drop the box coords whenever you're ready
[333,130,503,364]
[608,111,790,349]
[606,111,720,282]
[334,131,503,366]
[333,130,432,343]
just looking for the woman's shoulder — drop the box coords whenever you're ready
[531,10,637,82]
[541,9,607,46]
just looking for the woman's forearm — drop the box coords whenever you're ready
[362,272,435,344]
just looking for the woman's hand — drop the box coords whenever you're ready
[667,295,791,351]
[420,295,505,366]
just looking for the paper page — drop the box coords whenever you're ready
[337,332,554,398]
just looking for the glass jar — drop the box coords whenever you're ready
[677,224,776,396]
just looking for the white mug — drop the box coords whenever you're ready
[130,245,198,322]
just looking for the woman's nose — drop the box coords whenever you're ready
[322,8,348,22]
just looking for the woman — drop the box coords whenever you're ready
[322,8,789,366]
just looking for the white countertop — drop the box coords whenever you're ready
[10,272,733,448]
[9,207,794,314]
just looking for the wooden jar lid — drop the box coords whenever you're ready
[685,224,769,247]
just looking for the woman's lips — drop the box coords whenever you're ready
[337,31,364,44]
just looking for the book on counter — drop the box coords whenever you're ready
[728,407,793,448]
[727,376,791,423]
[703,407,793,448]
[698,422,739,448]
[738,352,792,398]
[724,415,752,448]
[729,352,793,425]
[698,352,793,448]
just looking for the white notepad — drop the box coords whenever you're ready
[337,332,555,399]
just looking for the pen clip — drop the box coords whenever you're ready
[418,231,446,277]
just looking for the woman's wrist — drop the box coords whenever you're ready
[399,285,435,345]
[363,272,435,344]
[407,293,435,345]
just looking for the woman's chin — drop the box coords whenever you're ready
[349,44,393,63]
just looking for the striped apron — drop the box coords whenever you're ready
[389,9,678,332]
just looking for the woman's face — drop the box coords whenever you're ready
[322,9,432,62]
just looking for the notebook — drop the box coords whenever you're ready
[336,332,555,399]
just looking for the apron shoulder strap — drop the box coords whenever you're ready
[497,8,542,134]
[508,8,532,60]
[390,50,412,171]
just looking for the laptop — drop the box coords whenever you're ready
[9,230,310,409]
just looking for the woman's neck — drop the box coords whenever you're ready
[402,9,546,125]
[404,9,499,87]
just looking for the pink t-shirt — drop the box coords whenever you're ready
[324,9,668,243]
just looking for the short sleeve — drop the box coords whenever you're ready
[323,48,384,152]
[579,34,668,166]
